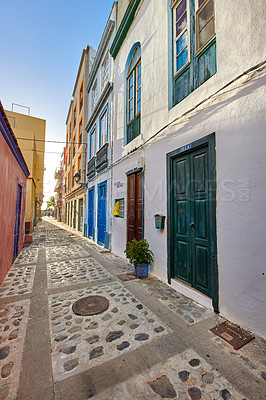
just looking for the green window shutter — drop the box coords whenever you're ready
[196,39,216,87]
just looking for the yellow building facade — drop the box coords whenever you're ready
[5,110,46,233]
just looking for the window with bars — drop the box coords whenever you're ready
[172,0,216,105]
[126,44,141,144]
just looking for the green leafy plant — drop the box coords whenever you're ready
[124,239,154,265]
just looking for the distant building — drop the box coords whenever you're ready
[0,102,29,284]
[6,109,46,233]
[54,149,66,222]
[84,2,117,248]
[65,46,96,233]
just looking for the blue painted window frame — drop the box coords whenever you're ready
[99,104,108,149]
[89,124,96,159]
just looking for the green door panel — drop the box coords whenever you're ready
[171,144,212,298]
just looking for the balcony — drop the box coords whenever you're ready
[96,143,108,171]
[54,181,60,192]
[54,169,60,179]
[87,157,96,179]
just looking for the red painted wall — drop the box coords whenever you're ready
[0,132,27,284]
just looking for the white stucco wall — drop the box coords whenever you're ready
[110,0,266,337]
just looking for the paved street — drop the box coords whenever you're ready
[0,220,265,400]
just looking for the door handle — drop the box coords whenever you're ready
[190,222,195,231]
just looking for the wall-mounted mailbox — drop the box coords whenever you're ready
[155,214,165,230]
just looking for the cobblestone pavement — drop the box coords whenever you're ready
[0,218,265,400]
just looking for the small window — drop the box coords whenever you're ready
[92,80,97,110]
[73,104,76,127]
[79,119,83,147]
[101,53,109,89]
[99,109,108,148]
[89,128,95,159]
[73,134,76,157]
[79,80,84,112]
[113,199,125,218]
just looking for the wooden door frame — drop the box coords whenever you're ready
[167,133,218,311]
[126,168,144,243]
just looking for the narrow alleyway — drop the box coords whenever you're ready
[0,220,265,400]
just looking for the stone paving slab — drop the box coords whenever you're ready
[211,335,266,383]
[46,244,89,261]
[48,281,170,382]
[139,277,214,325]
[0,264,36,298]
[14,248,38,265]
[0,300,30,400]
[93,349,248,400]
[47,257,112,288]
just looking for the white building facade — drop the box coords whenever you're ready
[84,3,117,248]
[110,0,266,338]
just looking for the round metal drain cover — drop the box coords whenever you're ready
[72,295,109,316]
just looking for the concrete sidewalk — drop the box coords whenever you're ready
[0,219,265,399]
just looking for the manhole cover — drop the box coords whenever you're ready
[72,296,109,316]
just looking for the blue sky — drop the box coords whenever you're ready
[0,0,115,205]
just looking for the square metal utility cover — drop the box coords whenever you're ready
[117,273,137,282]
[210,321,254,349]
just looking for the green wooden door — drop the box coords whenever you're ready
[172,145,212,298]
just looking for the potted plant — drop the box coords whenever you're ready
[124,239,154,278]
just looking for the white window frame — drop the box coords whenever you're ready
[101,53,109,90]
[196,0,216,54]
[92,80,97,111]
[99,109,108,148]
[173,0,190,76]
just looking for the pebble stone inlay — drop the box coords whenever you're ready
[0,265,36,298]
[93,349,248,399]
[47,258,111,288]
[140,278,213,325]
[48,281,169,381]
[0,300,30,399]
[14,248,38,265]
[46,244,89,261]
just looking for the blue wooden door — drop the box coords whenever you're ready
[13,183,22,260]
[88,187,94,238]
[97,181,107,245]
